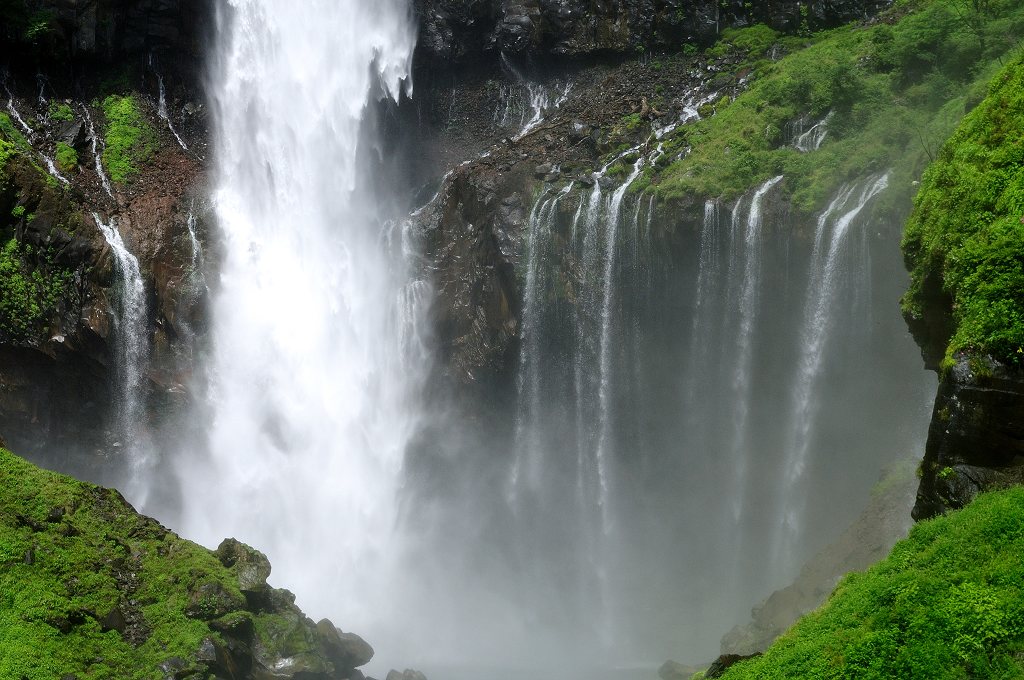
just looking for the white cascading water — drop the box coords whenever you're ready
[174,0,418,661]
[150,56,189,151]
[774,172,891,569]
[82,107,115,199]
[93,213,149,483]
[727,175,783,522]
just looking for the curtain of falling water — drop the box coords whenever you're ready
[173,0,419,659]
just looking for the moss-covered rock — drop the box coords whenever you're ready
[0,446,371,679]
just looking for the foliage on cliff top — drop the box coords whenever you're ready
[649,0,1024,212]
[101,94,158,184]
[901,54,1024,368]
[718,485,1024,679]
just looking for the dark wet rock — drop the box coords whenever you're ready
[413,0,890,64]
[317,619,375,671]
[706,653,760,678]
[912,355,1024,520]
[216,538,273,594]
[386,670,428,680]
[185,581,246,620]
[99,605,128,634]
[659,659,701,680]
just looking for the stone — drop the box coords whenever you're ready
[185,580,246,620]
[705,653,760,678]
[99,605,127,634]
[317,619,374,669]
[385,670,428,680]
[533,162,553,177]
[658,660,693,680]
[215,538,272,593]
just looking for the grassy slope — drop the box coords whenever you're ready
[644,0,1024,216]
[901,55,1024,368]
[0,447,352,680]
[0,447,235,679]
[717,486,1024,679]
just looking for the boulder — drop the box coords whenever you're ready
[317,619,375,670]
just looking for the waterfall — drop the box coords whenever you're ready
[775,172,891,568]
[3,78,34,134]
[171,0,418,661]
[92,213,149,478]
[793,112,833,152]
[150,57,189,151]
[82,107,114,199]
[728,175,783,522]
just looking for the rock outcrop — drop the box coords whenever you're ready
[413,0,891,64]
[0,445,374,679]
[911,356,1024,520]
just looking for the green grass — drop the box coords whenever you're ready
[101,94,158,184]
[901,54,1024,367]
[646,0,1024,213]
[719,486,1024,679]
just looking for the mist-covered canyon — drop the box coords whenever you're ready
[2,0,1023,678]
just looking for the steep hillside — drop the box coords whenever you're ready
[716,486,1024,679]
[0,447,374,679]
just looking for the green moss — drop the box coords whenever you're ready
[54,142,78,173]
[0,448,243,679]
[651,0,1024,213]
[720,486,1024,679]
[48,102,74,123]
[901,54,1024,366]
[101,95,158,184]
[0,238,75,341]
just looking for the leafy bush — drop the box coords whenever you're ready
[720,486,1024,679]
[902,55,1024,366]
[101,95,158,184]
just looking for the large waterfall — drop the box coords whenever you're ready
[147,3,935,675]
[172,0,420,661]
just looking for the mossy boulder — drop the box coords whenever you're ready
[0,446,371,679]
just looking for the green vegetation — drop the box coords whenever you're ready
[647,0,1024,212]
[0,447,357,678]
[719,486,1024,679]
[901,55,1024,367]
[0,446,240,679]
[54,142,78,172]
[0,239,74,341]
[47,101,74,123]
[101,94,158,184]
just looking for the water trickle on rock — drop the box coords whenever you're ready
[93,213,150,488]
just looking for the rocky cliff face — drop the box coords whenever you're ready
[414,0,890,63]
[911,356,1024,520]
